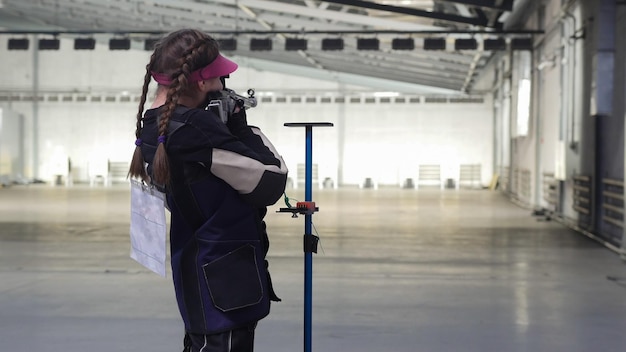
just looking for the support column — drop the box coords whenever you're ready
[337,85,346,187]
[619,5,626,259]
[32,34,40,179]
[533,45,543,210]
[590,0,616,239]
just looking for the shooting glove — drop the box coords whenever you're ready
[226,107,249,134]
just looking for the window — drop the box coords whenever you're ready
[515,52,532,137]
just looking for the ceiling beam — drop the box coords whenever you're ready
[437,0,513,12]
[0,0,493,93]
[312,54,469,81]
[322,0,489,27]
[237,2,328,71]
[487,10,504,28]
[461,52,483,92]
[311,53,467,85]
[235,50,466,89]
[211,0,443,31]
[473,7,503,30]
[20,0,392,34]
[233,56,463,94]
[0,28,544,35]
[487,0,507,27]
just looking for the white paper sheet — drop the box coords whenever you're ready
[129,179,167,277]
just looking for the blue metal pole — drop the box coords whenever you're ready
[304,125,313,352]
[283,122,332,352]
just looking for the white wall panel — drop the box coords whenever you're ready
[0,36,493,187]
[538,30,563,175]
[0,108,23,182]
[250,99,493,187]
[0,37,148,92]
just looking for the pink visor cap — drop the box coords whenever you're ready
[151,54,238,85]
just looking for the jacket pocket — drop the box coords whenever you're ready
[202,244,263,312]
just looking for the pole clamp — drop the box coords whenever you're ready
[303,234,319,253]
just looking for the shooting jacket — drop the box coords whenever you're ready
[140,106,287,334]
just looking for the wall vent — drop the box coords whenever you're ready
[409,97,421,103]
[449,97,485,104]
[0,91,486,106]
[424,97,447,103]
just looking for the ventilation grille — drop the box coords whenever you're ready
[0,92,485,105]
[0,93,141,103]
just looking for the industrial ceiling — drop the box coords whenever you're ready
[0,0,533,95]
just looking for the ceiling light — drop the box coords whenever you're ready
[357,38,379,51]
[454,38,477,50]
[285,38,307,51]
[511,38,533,50]
[8,38,29,50]
[74,38,95,50]
[109,38,130,50]
[144,38,159,51]
[322,38,343,51]
[250,38,272,51]
[38,38,60,50]
[392,38,414,50]
[483,38,506,50]
[423,38,446,50]
[218,38,237,51]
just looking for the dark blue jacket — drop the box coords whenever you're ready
[140,106,287,334]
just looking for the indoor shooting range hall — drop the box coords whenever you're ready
[1,0,626,351]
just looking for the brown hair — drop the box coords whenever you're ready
[128,29,220,185]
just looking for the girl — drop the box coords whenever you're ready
[128,29,287,352]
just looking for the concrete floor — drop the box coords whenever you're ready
[1,185,625,352]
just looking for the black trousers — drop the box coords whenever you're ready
[184,324,256,352]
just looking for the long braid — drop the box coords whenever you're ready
[128,50,158,182]
[151,38,211,186]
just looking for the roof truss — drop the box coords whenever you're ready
[0,0,534,94]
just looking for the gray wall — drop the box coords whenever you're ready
[488,0,626,247]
